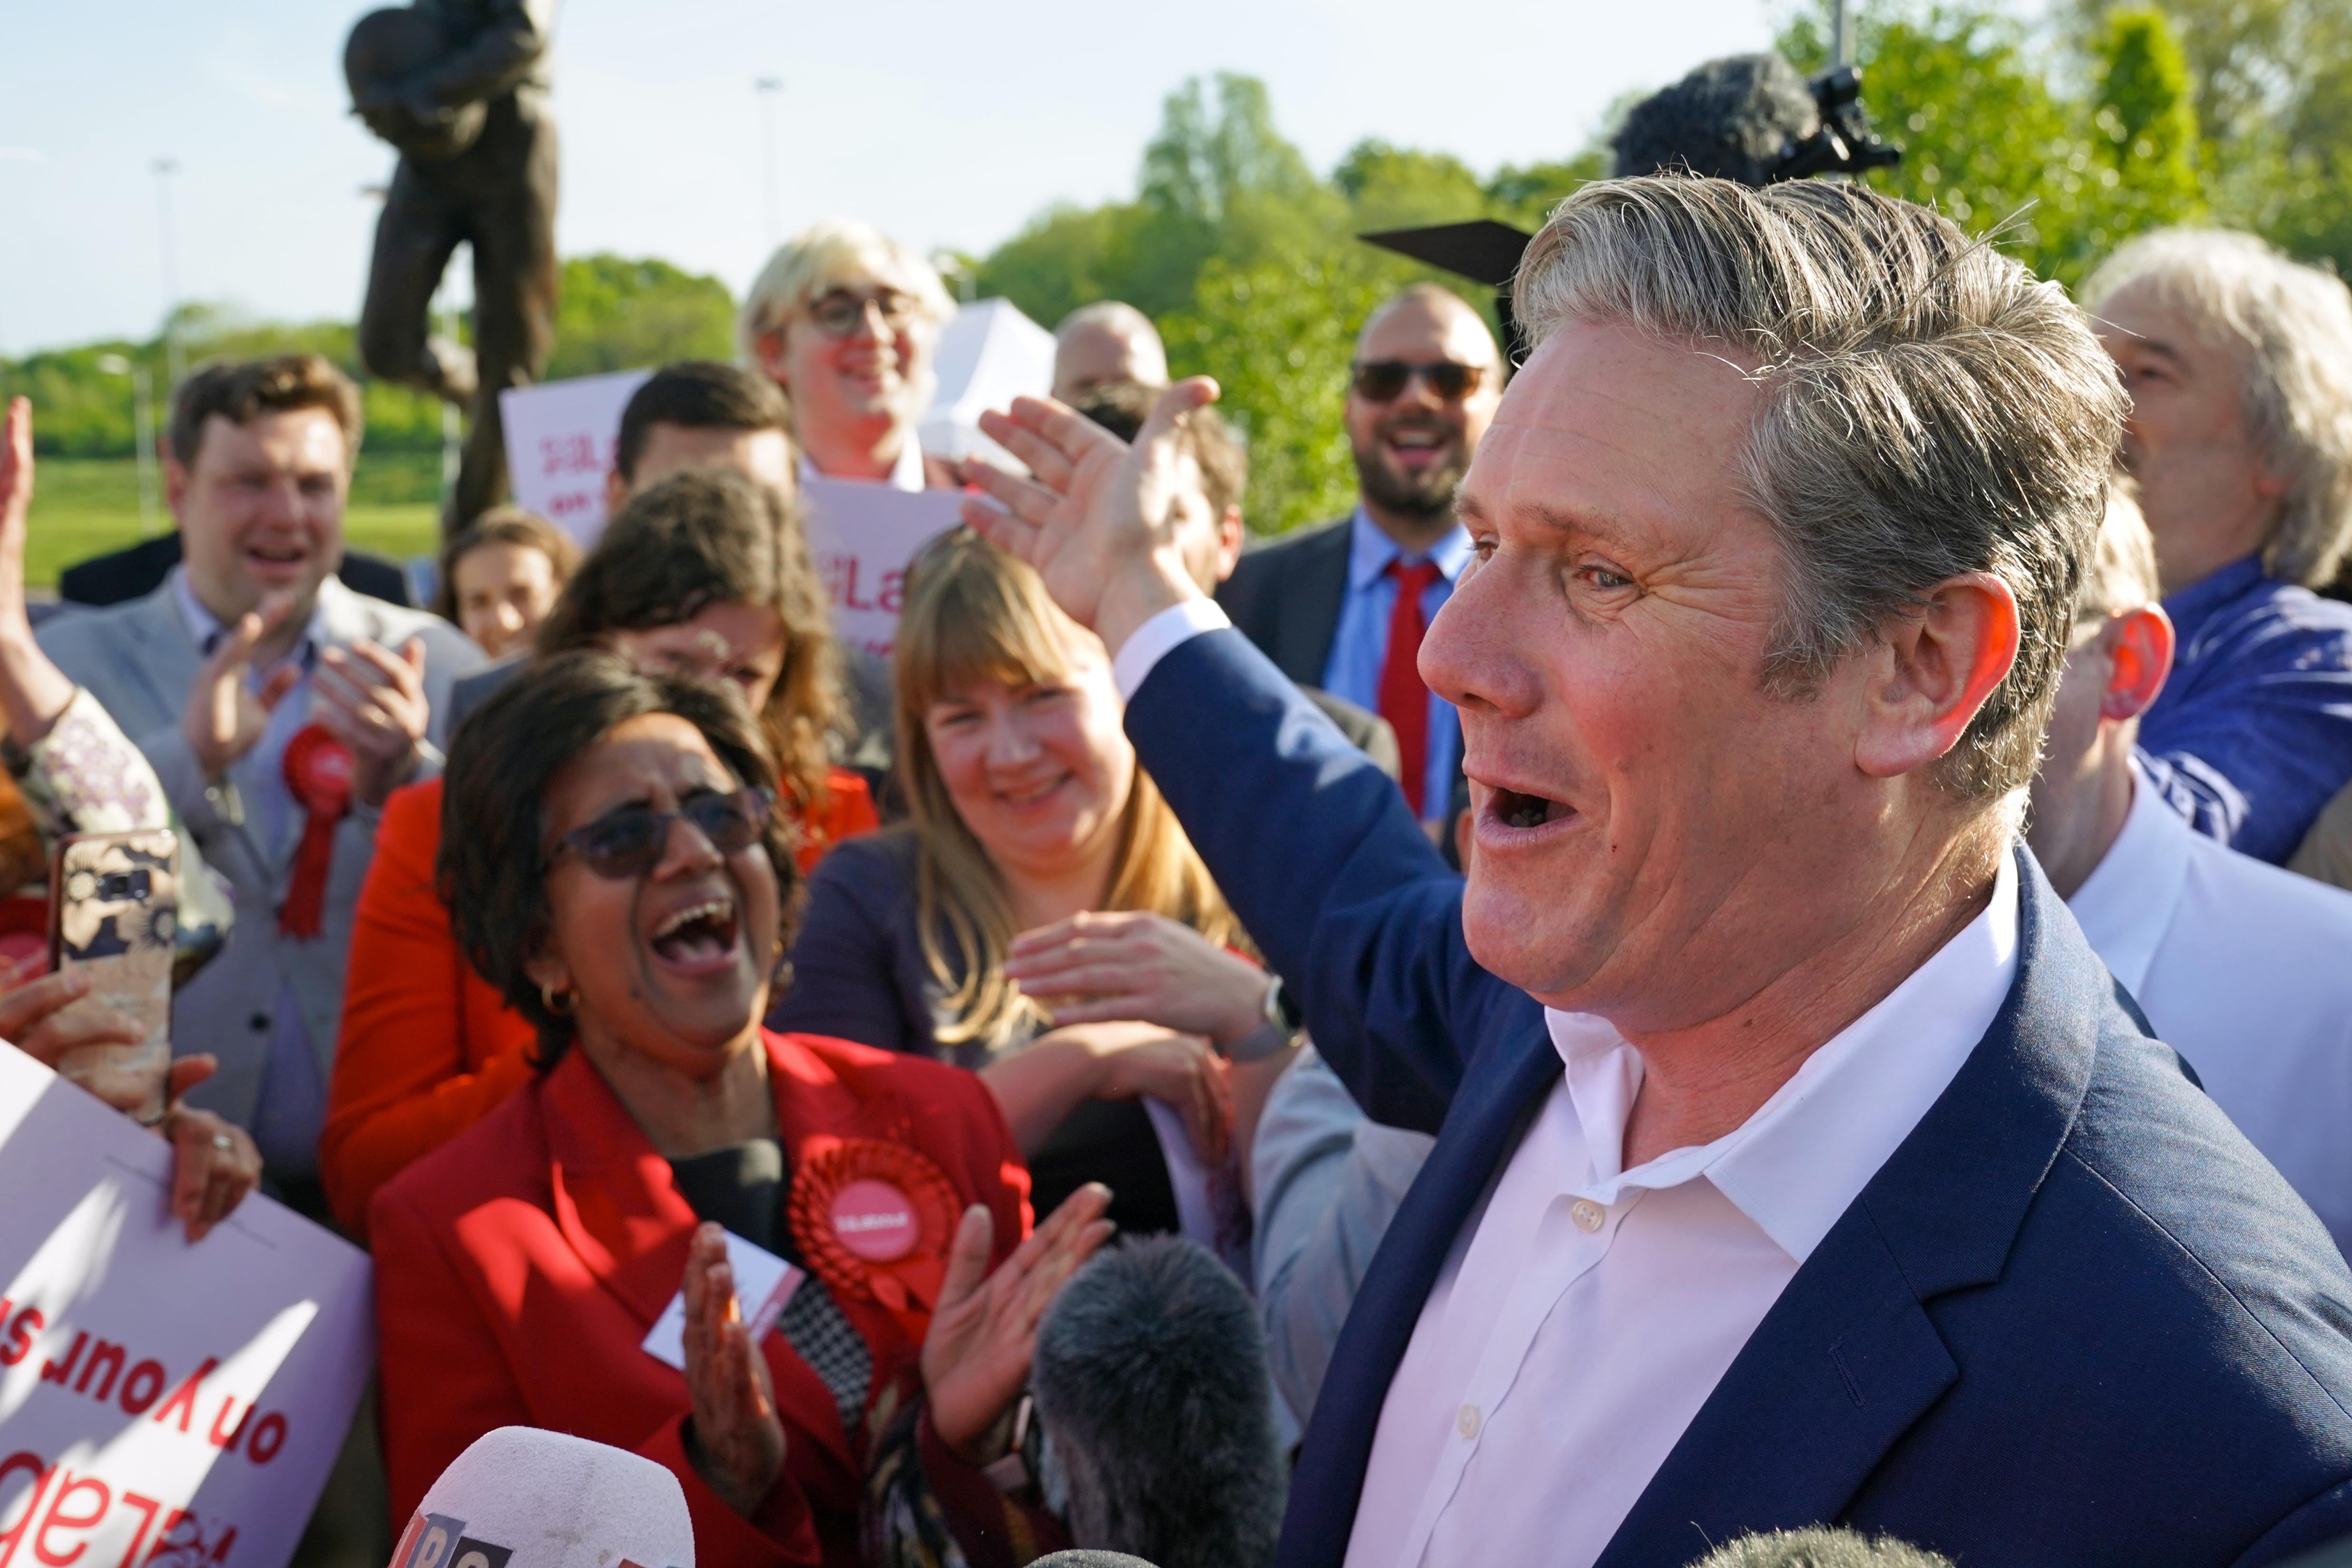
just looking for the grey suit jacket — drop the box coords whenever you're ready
[38,577,485,1130]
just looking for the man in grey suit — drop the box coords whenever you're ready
[39,355,482,1216]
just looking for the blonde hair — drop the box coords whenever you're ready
[736,217,955,366]
[893,529,1240,1052]
[2081,229,2352,589]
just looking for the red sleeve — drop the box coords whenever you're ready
[793,769,880,873]
[635,1415,821,1568]
[370,1180,538,1520]
[323,778,537,1237]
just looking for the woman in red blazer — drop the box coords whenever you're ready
[372,651,1107,1568]
[323,471,879,1236]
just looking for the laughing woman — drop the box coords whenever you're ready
[371,652,1108,1568]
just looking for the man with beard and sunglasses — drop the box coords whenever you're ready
[1218,285,1502,836]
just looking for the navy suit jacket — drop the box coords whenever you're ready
[1126,627,2352,1568]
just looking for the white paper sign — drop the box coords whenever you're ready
[0,1045,374,1568]
[499,371,653,548]
[799,477,963,660]
[639,1232,802,1371]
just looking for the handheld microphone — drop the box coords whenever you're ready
[389,1427,696,1568]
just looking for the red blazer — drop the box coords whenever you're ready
[325,771,880,1236]
[372,1029,1036,1568]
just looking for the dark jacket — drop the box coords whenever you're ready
[1127,626,2352,1568]
[769,830,1182,1237]
[1216,518,1352,688]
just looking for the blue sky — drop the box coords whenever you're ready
[0,0,1778,355]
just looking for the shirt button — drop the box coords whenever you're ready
[248,1013,271,1033]
[1456,1403,1480,1439]
[1571,1198,1605,1233]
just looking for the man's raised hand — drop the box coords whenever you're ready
[959,378,1220,654]
[183,591,302,784]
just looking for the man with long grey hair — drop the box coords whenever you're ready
[959,176,2352,1567]
[2081,229,2352,864]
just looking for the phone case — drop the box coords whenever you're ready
[48,830,179,1118]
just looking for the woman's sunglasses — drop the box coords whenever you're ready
[1350,359,1485,402]
[552,787,774,880]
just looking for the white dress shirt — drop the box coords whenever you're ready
[1110,598,2021,1568]
[2069,766,2352,1256]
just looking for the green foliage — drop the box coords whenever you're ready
[1,253,738,466]
[544,253,736,379]
[1781,1,2202,284]
[977,74,1602,534]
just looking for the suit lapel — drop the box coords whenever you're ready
[1279,1017,1560,1568]
[1276,521,1353,688]
[1595,849,2105,1562]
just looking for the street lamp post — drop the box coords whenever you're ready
[152,158,184,391]
[755,78,783,248]
[94,353,158,537]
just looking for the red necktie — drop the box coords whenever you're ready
[1379,558,1444,817]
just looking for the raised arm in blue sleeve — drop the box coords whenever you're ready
[1122,627,1539,1134]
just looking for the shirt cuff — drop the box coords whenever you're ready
[1112,598,1231,702]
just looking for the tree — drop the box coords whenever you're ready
[544,254,735,379]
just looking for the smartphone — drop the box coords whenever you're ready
[48,829,178,1124]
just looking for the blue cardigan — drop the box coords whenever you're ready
[1127,627,2352,1568]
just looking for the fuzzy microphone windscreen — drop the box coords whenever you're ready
[391,1427,695,1568]
[1032,1236,1284,1568]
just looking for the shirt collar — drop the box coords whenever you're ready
[2064,763,2193,996]
[1345,506,1472,592]
[172,567,325,668]
[796,437,927,494]
[2160,552,2266,634]
[1543,849,2020,1264]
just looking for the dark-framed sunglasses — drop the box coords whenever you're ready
[552,787,774,881]
[1350,359,1485,402]
[806,288,919,340]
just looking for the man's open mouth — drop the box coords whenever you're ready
[1489,788,1574,831]
[649,895,740,967]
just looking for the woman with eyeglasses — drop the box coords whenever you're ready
[321,471,879,1236]
[373,650,1106,1568]
[738,219,960,490]
[771,530,1294,1243]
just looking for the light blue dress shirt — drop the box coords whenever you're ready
[1319,508,1470,823]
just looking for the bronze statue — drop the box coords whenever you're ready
[347,0,560,532]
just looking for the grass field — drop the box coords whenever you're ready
[23,451,447,590]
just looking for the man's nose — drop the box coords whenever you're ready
[1421,565,1542,720]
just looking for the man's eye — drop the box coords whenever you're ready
[1581,566,1633,590]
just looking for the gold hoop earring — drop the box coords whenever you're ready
[540,981,574,1017]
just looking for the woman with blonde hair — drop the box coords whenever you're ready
[772,529,1296,1235]
[739,218,958,489]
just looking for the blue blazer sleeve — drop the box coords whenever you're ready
[1124,627,1537,1134]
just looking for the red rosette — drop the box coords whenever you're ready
[787,1136,962,1329]
[278,722,354,939]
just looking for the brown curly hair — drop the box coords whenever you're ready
[535,468,840,816]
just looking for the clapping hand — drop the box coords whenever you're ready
[315,637,431,807]
[680,1222,786,1520]
[1007,910,1273,1049]
[958,380,1221,652]
[921,1183,1115,1461]
[184,591,302,784]
[0,961,259,1241]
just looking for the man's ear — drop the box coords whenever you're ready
[603,466,629,516]
[164,455,190,521]
[1215,505,1245,581]
[1854,572,2020,780]
[752,328,790,386]
[2099,604,2175,722]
